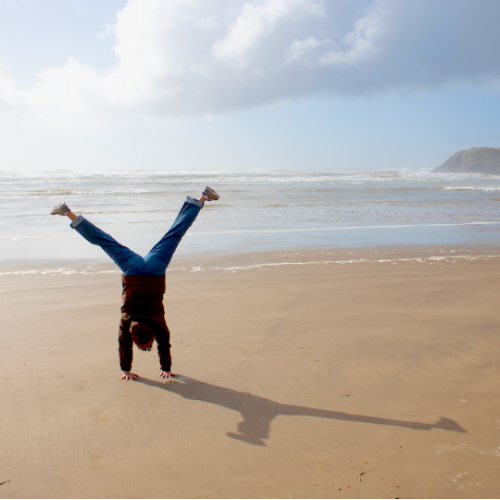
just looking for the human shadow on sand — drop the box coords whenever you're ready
[138,375,466,446]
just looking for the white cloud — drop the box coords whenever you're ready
[97,24,114,41]
[1,0,500,132]
[319,5,383,65]
[286,37,323,64]
[211,0,323,66]
[0,68,20,106]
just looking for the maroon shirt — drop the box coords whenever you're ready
[118,275,171,372]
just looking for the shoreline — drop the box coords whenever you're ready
[2,218,500,274]
[1,242,500,276]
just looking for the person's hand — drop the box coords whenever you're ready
[160,371,176,379]
[121,371,139,381]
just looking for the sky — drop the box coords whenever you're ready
[1,0,500,172]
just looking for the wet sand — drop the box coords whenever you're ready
[1,246,500,498]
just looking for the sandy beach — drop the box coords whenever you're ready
[1,246,500,498]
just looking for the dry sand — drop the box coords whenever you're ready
[1,246,500,498]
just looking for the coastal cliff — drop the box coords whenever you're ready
[433,147,500,174]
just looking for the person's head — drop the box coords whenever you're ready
[130,321,154,351]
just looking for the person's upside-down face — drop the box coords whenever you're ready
[136,338,154,351]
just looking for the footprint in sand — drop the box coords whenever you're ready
[75,380,88,392]
[92,410,109,425]
[89,453,104,473]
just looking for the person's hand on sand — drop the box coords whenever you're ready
[160,371,175,379]
[121,371,139,381]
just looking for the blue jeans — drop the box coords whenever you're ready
[71,196,203,275]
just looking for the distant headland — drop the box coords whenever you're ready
[433,147,500,174]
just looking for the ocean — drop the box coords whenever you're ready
[1,169,500,273]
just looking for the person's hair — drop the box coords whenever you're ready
[130,321,154,350]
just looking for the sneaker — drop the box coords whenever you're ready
[50,202,71,216]
[202,186,219,201]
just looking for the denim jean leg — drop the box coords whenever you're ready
[70,216,146,275]
[144,197,203,275]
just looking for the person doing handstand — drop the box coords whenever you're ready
[50,187,219,381]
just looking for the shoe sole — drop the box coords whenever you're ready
[203,187,220,201]
[51,203,70,215]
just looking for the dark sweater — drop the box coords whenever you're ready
[118,275,171,372]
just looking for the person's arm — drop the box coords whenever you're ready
[155,319,173,379]
[118,318,137,380]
